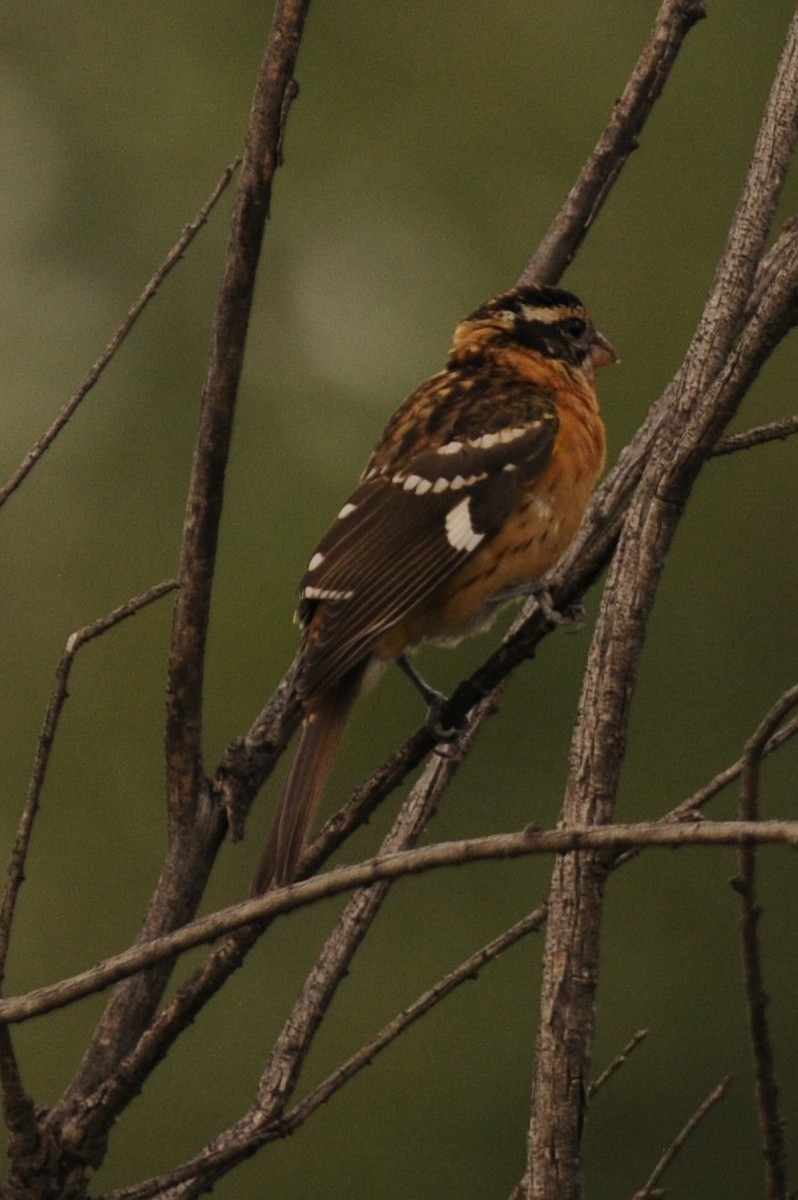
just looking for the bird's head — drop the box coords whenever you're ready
[454,284,617,381]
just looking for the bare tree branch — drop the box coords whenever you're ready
[714,414,798,456]
[4,5,796,1197]
[0,164,238,512]
[96,636,795,1151]
[733,686,798,1200]
[3,816,798,1030]
[528,12,798,1193]
[100,672,795,1175]
[44,1,313,1177]
[0,580,178,978]
[510,1031,650,1200]
[588,1029,649,1099]
[164,3,308,818]
[674,716,798,815]
[631,1076,733,1200]
[520,0,707,284]
[97,702,492,1199]
[101,909,550,1200]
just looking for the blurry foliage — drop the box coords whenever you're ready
[1,2,797,1197]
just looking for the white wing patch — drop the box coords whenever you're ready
[337,502,358,519]
[307,551,325,571]
[435,427,530,456]
[303,584,355,601]
[402,474,433,494]
[392,470,485,493]
[445,497,484,553]
[469,426,530,449]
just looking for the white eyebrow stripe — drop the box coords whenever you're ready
[445,497,484,554]
[518,303,574,324]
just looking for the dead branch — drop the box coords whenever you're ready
[733,686,798,1199]
[714,415,798,455]
[521,0,707,284]
[631,1077,733,1199]
[0,165,238,512]
[2,816,798,1030]
[37,1,312,1184]
[0,580,177,978]
[588,1029,649,1099]
[527,9,798,1194]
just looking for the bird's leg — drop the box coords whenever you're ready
[396,654,458,740]
[397,652,447,708]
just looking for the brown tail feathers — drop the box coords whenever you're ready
[251,671,362,894]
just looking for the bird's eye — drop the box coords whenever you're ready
[560,316,588,340]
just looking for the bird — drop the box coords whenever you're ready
[251,283,616,894]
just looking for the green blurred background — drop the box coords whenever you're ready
[2,2,797,1196]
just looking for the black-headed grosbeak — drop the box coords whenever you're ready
[252,284,616,894]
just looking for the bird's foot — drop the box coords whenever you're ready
[528,584,586,633]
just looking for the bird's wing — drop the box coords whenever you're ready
[295,408,558,698]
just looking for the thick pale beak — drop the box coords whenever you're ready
[589,329,618,371]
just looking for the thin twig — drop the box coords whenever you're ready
[284,905,548,1131]
[733,686,798,1200]
[674,717,798,816]
[714,415,798,456]
[0,581,177,1167]
[520,0,707,284]
[0,580,178,979]
[588,1030,649,1099]
[631,1076,732,1199]
[0,165,238,512]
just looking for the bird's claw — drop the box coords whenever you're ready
[530,586,586,633]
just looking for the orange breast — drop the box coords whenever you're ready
[378,387,605,656]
